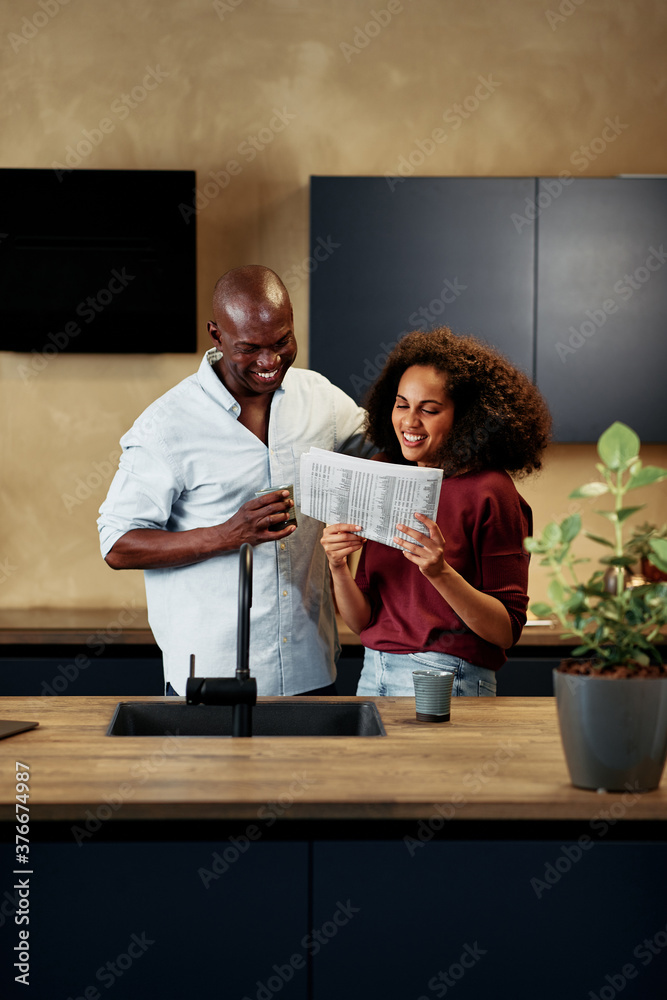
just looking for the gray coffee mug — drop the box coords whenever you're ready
[412,669,454,723]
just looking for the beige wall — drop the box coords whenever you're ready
[1,0,665,611]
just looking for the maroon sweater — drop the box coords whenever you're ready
[354,469,532,671]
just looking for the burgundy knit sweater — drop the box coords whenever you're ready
[354,469,532,671]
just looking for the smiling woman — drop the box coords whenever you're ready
[320,327,552,699]
[391,365,456,467]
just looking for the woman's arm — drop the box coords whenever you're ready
[320,524,372,634]
[394,513,514,649]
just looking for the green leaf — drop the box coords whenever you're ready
[597,422,640,470]
[595,506,645,523]
[543,522,562,545]
[569,482,609,499]
[627,465,667,490]
[560,514,582,543]
[529,603,553,618]
[523,537,543,554]
[548,579,566,604]
[648,538,667,574]
[650,538,667,561]
[584,532,614,548]
[616,505,646,523]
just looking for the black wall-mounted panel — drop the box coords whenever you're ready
[536,177,667,442]
[309,177,536,404]
[0,168,197,354]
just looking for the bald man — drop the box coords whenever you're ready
[98,265,370,696]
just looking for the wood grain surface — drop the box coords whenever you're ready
[0,696,665,823]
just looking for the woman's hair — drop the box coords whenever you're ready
[364,327,551,477]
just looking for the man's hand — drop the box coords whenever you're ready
[105,491,295,570]
[218,490,296,548]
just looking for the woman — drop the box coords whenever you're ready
[320,327,551,697]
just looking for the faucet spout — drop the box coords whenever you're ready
[185,543,257,736]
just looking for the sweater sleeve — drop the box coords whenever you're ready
[474,479,532,647]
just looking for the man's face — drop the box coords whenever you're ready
[207,296,297,399]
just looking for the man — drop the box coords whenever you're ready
[98,265,370,695]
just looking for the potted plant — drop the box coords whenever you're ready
[524,422,667,792]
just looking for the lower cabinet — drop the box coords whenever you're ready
[312,841,667,999]
[0,839,310,1000]
[2,833,666,1000]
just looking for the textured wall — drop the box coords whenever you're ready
[1,0,666,610]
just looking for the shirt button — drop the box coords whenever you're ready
[232,404,239,413]
[280,543,286,551]
[282,590,287,597]
[282,637,287,643]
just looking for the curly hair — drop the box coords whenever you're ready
[364,328,551,478]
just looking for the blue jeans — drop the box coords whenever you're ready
[356,648,497,697]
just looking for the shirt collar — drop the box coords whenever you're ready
[198,348,287,413]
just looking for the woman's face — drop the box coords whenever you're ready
[391,365,455,467]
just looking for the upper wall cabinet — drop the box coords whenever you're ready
[535,177,667,442]
[309,177,536,403]
[309,176,667,442]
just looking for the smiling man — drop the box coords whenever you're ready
[98,265,370,696]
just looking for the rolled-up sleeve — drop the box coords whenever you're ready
[97,423,183,559]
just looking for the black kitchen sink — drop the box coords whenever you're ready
[107,699,386,737]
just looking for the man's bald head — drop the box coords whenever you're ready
[212,265,291,328]
[207,265,297,400]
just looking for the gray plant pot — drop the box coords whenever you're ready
[553,669,667,792]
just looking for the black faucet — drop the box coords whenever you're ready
[185,543,258,736]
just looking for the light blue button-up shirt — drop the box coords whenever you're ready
[98,350,370,695]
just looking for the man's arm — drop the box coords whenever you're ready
[105,491,296,570]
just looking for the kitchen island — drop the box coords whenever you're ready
[0,695,666,1000]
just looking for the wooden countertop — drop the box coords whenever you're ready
[0,695,665,823]
[0,608,568,647]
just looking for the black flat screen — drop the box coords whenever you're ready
[0,168,197,354]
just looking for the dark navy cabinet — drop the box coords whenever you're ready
[310,176,667,442]
[309,177,536,403]
[535,177,667,441]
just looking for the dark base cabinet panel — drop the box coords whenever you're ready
[0,647,164,696]
[496,657,560,696]
[0,841,309,1000]
[312,841,667,1000]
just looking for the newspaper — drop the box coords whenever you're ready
[299,448,443,549]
